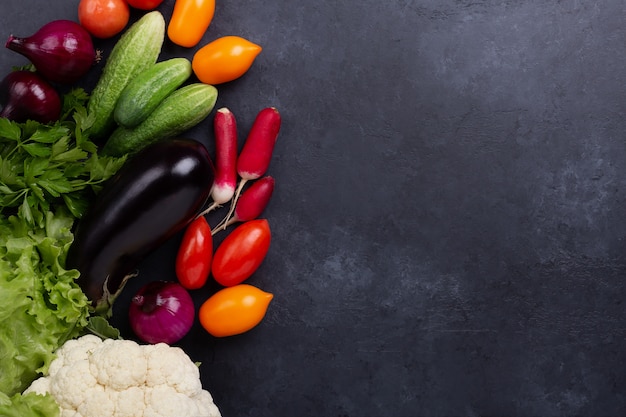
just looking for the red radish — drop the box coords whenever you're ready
[213,176,275,234]
[198,108,238,217]
[237,107,281,181]
[220,107,281,225]
[212,108,238,203]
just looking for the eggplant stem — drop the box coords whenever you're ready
[94,272,137,318]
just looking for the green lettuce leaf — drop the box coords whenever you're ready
[0,208,89,397]
[0,392,60,417]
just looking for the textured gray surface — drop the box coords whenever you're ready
[2,1,626,416]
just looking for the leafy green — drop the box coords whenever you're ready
[0,209,89,397]
[0,88,127,406]
[85,316,122,340]
[0,392,59,417]
[0,89,126,227]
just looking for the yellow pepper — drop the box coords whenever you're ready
[167,0,215,47]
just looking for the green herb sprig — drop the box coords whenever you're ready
[0,88,126,227]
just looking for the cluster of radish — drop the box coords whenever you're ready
[202,107,280,229]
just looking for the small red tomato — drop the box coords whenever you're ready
[176,216,213,290]
[126,0,164,10]
[211,219,271,286]
[78,0,130,39]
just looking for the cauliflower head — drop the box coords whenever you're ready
[24,335,221,417]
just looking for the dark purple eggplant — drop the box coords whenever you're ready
[66,138,215,314]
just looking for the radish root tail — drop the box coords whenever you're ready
[212,178,247,235]
[196,201,220,219]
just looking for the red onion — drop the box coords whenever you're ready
[6,20,96,84]
[129,281,195,345]
[0,70,61,123]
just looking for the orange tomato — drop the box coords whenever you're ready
[198,284,273,337]
[192,36,262,85]
[78,0,130,39]
[168,0,215,48]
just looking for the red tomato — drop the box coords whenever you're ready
[211,219,271,286]
[126,0,164,10]
[78,0,130,39]
[176,216,213,290]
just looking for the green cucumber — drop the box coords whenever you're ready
[87,11,166,139]
[101,83,218,157]
[114,58,192,128]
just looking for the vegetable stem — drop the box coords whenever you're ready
[196,200,221,218]
[212,178,247,234]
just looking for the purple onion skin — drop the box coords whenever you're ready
[0,70,61,123]
[6,20,96,85]
[129,281,195,345]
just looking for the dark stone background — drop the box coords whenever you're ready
[2,1,625,416]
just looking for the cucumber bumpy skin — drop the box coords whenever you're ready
[101,83,218,157]
[114,57,192,128]
[87,11,166,139]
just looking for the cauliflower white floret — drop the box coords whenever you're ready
[145,343,202,395]
[77,386,115,416]
[89,339,149,390]
[49,361,98,409]
[23,376,50,396]
[195,390,222,417]
[115,386,145,417]
[61,410,83,417]
[145,385,203,417]
[48,334,102,377]
[25,335,221,417]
